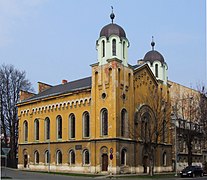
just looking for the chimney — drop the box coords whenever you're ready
[19,90,36,102]
[38,82,52,93]
[62,79,68,84]
[137,59,145,65]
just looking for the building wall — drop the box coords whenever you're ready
[18,60,172,174]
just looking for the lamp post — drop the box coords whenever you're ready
[174,119,178,176]
[47,138,50,173]
[172,103,178,176]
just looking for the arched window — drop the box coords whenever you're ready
[34,150,39,164]
[155,64,158,78]
[23,121,28,142]
[56,150,62,165]
[45,150,49,164]
[69,150,75,165]
[83,112,90,138]
[69,113,75,139]
[163,152,167,166]
[34,119,39,141]
[123,41,125,58]
[162,120,167,143]
[112,39,116,56]
[121,149,127,165]
[83,149,90,165]
[101,108,108,136]
[141,113,150,141]
[102,40,105,57]
[121,109,128,137]
[57,115,62,139]
[45,117,50,140]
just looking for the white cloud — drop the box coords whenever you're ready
[0,0,48,47]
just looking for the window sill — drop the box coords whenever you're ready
[82,137,90,139]
[83,164,90,167]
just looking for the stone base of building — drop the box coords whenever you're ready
[18,164,172,175]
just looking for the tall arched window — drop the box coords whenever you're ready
[121,109,128,137]
[155,64,158,78]
[23,121,28,142]
[69,150,75,165]
[102,40,105,57]
[83,112,90,138]
[34,119,39,141]
[141,113,150,141]
[121,149,127,165]
[123,41,125,58]
[34,150,39,164]
[69,113,75,139]
[57,115,62,139]
[56,150,62,165]
[112,39,116,56]
[101,108,108,136]
[45,117,50,140]
[162,120,167,143]
[83,149,90,165]
[45,150,49,164]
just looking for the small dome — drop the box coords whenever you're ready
[143,50,165,63]
[100,23,126,38]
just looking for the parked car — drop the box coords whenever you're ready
[180,165,204,177]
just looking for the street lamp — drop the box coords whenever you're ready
[172,104,178,176]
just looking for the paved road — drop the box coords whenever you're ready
[1,167,207,180]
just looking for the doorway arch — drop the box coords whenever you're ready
[102,154,108,171]
[100,146,108,172]
[23,149,28,168]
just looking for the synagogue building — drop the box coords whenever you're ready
[17,11,173,174]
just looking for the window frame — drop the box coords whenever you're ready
[45,150,49,164]
[69,149,75,165]
[34,150,39,164]
[56,115,62,140]
[102,40,105,57]
[56,150,62,165]
[112,39,116,56]
[45,117,50,140]
[34,119,39,141]
[155,64,158,78]
[121,148,127,166]
[121,109,128,137]
[69,113,76,139]
[83,149,90,165]
[83,111,90,138]
[101,108,108,136]
[23,120,28,142]
[163,152,167,166]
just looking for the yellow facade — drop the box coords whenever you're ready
[17,13,172,174]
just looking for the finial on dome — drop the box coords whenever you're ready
[151,36,155,51]
[110,6,115,24]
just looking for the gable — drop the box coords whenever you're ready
[133,63,158,87]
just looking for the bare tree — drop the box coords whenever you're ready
[134,86,171,176]
[172,91,204,166]
[0,64,33,168]
[199,86,207,149]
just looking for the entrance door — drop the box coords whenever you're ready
[102,154,108,171]
[24,154,28,168]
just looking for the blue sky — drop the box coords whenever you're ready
[0,0,206,92]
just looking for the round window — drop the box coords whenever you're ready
[102,93,106,99]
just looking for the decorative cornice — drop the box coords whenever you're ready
[20,97,91,115]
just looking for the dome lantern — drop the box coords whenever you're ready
[96,8,130,67]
